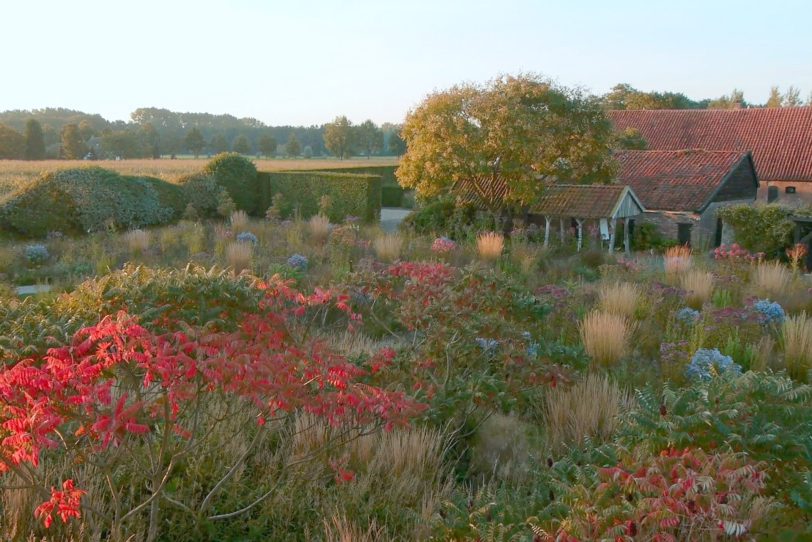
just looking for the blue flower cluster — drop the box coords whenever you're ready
[685,348,742,381]
[753,299,785,325]
[475,337,500,353]
[24,244,49,265]
[287,254,309,271]
[236,231,258,245]
[676,307,701,325]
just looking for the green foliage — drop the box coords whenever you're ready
[398,74,618,202]
[232,134,252,155]
[718,204,795,257]
[262,171,381,223]
[202,152,260,214]
[401,196,487,238]
[0,123,25,159]
[632,222,677,251]
[176,173,222,218]
[285,133,301,157]
[614,127,647,150]
[0,168,180,237]
[258,134,277,157]
[381,185,404,207]
[323,115,354,159]
[24,118,46,160]
[185,127,206,158]
[60,123,86,159]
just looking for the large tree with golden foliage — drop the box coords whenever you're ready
[396,74,617,207]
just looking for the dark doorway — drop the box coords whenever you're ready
[767,186,779,203]
[677,223,692,246]
[714,218,723,247]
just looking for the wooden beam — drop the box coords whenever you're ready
[544,216,551,248]
[608,218,617,254]
[559,218,565,244]
[576,219,584,252]
[623,218,631,255]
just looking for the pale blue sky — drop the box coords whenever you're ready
[1,0,810,125]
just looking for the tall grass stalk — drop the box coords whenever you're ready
[125,229,150,256]
[544,373,630,452]
[663,245,692,276]
[477,232,504,261]
[230,210,249,230]
[752,261,792,298]
[598,281,641,317]
[681,270,714,309]
[226,241,252,274]
[782,312,812,381]
[373,233,403,263]
[579,310,633,367]
[308,214,331,244]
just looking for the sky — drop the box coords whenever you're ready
[1,0,810,126]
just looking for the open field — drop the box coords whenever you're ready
[0,156,399,198]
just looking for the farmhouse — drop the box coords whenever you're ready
[609,107,812,206]
[615,149,758,248]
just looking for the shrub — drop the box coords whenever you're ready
[202,153,259,214]
[597,282,640,317]
[477,232,504,261]
[287,254,309,271]
[261,171,382,223]
[579,310,633,367]
[685,348,742,381]
[216,189,237,218]
[544,373,629,452]
[680,269,714,309]
[381,185,405,207]
[24,244,49,265]
[782,312,812,381]
[373,233,403,263]
[751,261,792,298]
[177,173,222,218]
[676,307,700,325]
[579,249,604,269]
[0,168,179,237]
[719,204,795,257]
[753,299,786,325]
[235,231,258,245]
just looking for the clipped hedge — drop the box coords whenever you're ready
[0,167,183,237]
[382,185,405,207]
[319,165,398,186]
[202,153,260,214]
[259,171,382,223]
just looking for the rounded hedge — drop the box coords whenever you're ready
[202,153,259,215]
[0,167,182,237]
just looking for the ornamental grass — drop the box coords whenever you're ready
[752,261,792,298]
[579,310,633,367]
[226,241,252,274]
[663,245,692,276]
[598,281,641,318]
[124,229,151,256]
[680,270,714,309]
[373,233,403,263]
[477,232,504,261]
[782,312,812,382]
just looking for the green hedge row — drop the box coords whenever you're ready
[259,171,381,223]
[0,167,185,237]
[318,165,398,186]
[382,186,405,207]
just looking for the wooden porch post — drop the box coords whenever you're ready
[559,218,565,244]
[544,216,551,248]
[623,218,631,255]
[608,217,617,254]
[576,219,584,252]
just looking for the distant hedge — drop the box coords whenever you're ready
[382,186,405,207]
[259,171,381,223]
[0,167,183,237]
[318,165,398,186]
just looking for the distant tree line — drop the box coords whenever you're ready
[0,107,407,161]
[1,85,809,160]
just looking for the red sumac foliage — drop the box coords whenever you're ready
[0,275,423,529]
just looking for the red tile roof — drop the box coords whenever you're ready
[615,149,749,212]
[609,107,812,182]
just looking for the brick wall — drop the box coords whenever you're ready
[757,181,812,207]
[639,199,752,250]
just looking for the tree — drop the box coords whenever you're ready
[185,127,206,158]
[387,129,406,156]
[60,123,87,159]
[285,133,301,157]
[602,83,707,110]
[708,89,746,109]
[258,134,277,157]
[323,116,354,159]
[209,134,229,154]
[302,145,313,158]
[101,130,145,158]
[0,123,25,159]
[397,74,617,207]
[783,85,802,107]
[614,127,647,150]
[356,119,383,158]
[24,118,46,160]
[232,135,252,155]
[140,123,161,158]
[766,86,782,108]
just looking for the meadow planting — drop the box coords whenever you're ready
[0,169,811,540]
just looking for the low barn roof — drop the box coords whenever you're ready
[609,107,812,182]
[615,149,752,212]
[531,184,643,219]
